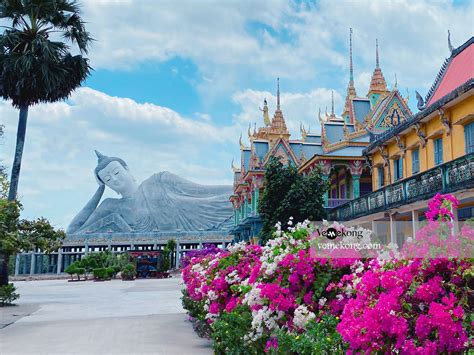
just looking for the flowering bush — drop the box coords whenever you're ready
[181,194,473,354]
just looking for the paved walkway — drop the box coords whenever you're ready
[0,278,212,354]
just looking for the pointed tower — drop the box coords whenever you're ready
[269,78,290,140]
[342,28,357,123]
[367,39,388,107]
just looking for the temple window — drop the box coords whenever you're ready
[394,157,403,181]
[412,148,420,174]
[434,138,443,165]
[378,166,384,188]
[465,122,474,153]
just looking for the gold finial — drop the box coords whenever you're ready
[254,122,257,135]
[394,73,398,89]
[247,123,252,139]
[239,134,245,150]
[343,119,349,138]
[231,158,239,172]
[318,107,324,123]
[405,88,410,103]
[260,98,271,126]
[300,122,307,141]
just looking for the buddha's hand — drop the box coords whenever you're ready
[95,174,105,186]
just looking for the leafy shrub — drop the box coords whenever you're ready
[93,267,109,280]
[106,267,115,278]
[121,263,135,280]
[276,314,346,354]
[211,305,263,354]
[0,283,19,306]
[64,261,85,280]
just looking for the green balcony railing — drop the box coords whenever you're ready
[328,153,474,221]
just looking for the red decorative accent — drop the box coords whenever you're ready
[349,160,364,176]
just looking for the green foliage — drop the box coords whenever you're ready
[105,267,115,278]
[181,289,211,338]
[121,263,136,280]
[92,268,109,280]
[0,0,93,108]
[275,314,347,354]
[211,305,264,355]
[0,283,19,306]
[166,239,177,252]
[17,218,65,253]
[64,261,84,280]
[258,157,328,243]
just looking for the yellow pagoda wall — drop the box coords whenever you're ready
[370,92,474,190]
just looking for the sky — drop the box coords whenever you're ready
[1,0,473,229]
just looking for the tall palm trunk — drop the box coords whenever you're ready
[8,105,29,201]
[2,105,29,286]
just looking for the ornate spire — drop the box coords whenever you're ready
[269,78,289,138]
[368,38,388,96]
[276,77,281,111]
[376,38,380,68]
[343,28,357,121]
[349,28,354,84]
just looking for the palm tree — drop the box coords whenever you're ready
[0,0,92,202]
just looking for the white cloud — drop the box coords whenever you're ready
[79,0,472,100]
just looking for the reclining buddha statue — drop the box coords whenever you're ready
[67,151,233,234]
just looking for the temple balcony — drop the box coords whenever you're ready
[328,152,474,221]
[326,198,352,208]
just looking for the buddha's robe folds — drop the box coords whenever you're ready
[72,172,233,234]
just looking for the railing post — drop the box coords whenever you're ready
[441,164,447,193]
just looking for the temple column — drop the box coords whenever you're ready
[352,175,361,199]
[254,188,259,216]
[29,251,35,275]
[175,242,180,268]
[390,214,397,245]
[84,242,89,256]
[57,251,63,274]
[14,254,20,276]
[322,175,329,207]
[411,210,419,239]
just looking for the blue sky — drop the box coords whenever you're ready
[1,0,473,229]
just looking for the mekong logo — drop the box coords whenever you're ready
[317,227,365,240]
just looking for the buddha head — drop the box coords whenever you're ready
[94,150,138,198]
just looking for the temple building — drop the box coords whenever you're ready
[329,36,474,246]
[231,29,412,242]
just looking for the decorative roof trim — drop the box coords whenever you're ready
[365,79,474,154]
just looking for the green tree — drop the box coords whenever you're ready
[0,0,92,201]
[0,172,65,286]
[258,157,328,243]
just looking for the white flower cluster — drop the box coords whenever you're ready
[225,270,241,284]
[227,241,247,253]
[293,305,316,329]
[241,284,284,342]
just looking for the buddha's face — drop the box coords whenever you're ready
[98,160,137,197]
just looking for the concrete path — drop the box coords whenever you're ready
[0,278,212,354]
